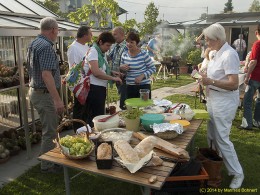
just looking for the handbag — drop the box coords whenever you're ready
[64,57,91,105]
[196,141,223,188]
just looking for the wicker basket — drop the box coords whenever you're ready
[56,119,95,160]
[155,131,178,140]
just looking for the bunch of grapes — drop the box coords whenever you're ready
[60,135,92,156]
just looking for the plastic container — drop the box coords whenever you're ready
[95,141,113,169]
[170,120,190,131]
[93,115,120,131]
[140,113,165,132]
[139,89,150,101]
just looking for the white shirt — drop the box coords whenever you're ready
[207,42,239,92]
[67,40,89,68]
[84,47,107,87]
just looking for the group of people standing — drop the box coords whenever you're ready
[27,17,156,172]
[27,16,259,190]
[67,26,156,128]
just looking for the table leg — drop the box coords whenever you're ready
[63,166,71,195]
[141,186,151,195]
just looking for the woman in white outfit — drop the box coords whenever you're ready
[201,23,244,189]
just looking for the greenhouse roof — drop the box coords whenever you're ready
[0,0,100,36]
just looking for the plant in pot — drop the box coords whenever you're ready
[120,108,143,132]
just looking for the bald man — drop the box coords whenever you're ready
[108,27,128,110]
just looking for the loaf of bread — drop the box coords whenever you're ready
[114,140,139,163]
[146,156,163,166]
[97,143,112,159]
[134,136,157,158]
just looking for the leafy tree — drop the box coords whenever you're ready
[224,0,234,13]
[114,19,138,33]
[138,2,159,38]
[249,0,260,12]
[68,0,119,29]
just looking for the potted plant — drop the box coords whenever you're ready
[120,108,143,132]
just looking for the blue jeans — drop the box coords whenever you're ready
[243,79,260,128]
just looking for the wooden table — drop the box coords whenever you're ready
[38,119,203,195]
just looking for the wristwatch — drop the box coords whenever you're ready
[212,80,215,85]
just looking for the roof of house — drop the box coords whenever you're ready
[168,12,260,29]
[0,0,100,36]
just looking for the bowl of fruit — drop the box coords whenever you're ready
[56,119,95,159]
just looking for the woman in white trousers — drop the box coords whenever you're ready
[201,23,244,189]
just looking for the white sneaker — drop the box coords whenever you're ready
[229,174,244,189]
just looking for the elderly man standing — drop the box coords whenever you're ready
[232,34,246,61]
[67,26,92,131]
[108,26,127,110]
[240,24,260,129]
[28,17,64,173]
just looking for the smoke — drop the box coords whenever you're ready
[152,23,195,58]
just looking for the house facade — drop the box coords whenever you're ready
[167,12,260,60]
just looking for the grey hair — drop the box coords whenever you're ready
[40,17,58,31]
[113,26,125,35]
[203,23,226,42]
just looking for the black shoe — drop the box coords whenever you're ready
[237,125,253,130]
[41,164,62,173]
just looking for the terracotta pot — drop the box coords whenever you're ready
[109,106,116,115]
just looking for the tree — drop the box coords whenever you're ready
[138,2,159,38]
[224,0,234,13]
[249,0,260,12]
[68,0,119,29]
[114,19,138,33]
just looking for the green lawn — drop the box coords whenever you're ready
[1,81,260,195]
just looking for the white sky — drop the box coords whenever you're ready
[117,0,255,23]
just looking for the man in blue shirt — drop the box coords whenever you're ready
[147,34,161,58]
[108,27,127,110]
[28,17,64,173]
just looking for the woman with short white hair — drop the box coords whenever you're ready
[201,23,244,189]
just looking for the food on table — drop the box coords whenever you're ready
[60,135,92,156]
[134,136,157,158]
[148,175,158,184]
[170,120,190,130]
[100,128,132,143]
[139,89,150,101]
[97,143,112,159]
[146,156,163,166]
[114,140,140,163]
[92,115,120,131]
[142,106,165,114]
[162,113,181,123]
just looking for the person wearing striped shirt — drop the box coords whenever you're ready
[120,32,156,99]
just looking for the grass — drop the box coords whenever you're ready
[107,74,194,104]
[1,79,260,194]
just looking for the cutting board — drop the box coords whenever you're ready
[133,132,190,159]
